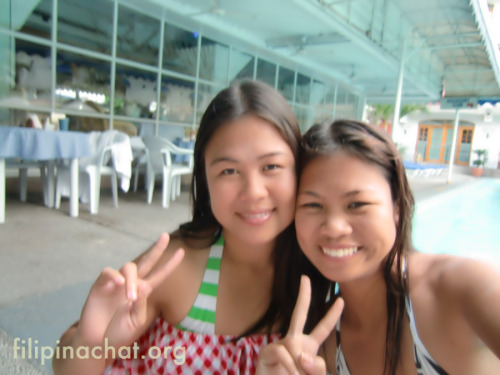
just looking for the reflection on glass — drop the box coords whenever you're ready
[311,80,326,105]
[14,0,52,37]
[311,80,332,121]
[294,105,313,133]
[199,37,229,83]
[0,108,11,126]
[313,110,332,124]
[117,5,160,66]
[334,89,356,119]
[163,22,198,77]
[115,64,157,119]
[325,87,336,108]
[256,59,276,87]
[160,76,195,123]
[278,66,295,101]
[56,50,111,113]
[57,0,113,54]
[14,39,52,106]
[296,73,311,105]
[1,0,359,131]
[229,48,254,82]
[197,82,223,121]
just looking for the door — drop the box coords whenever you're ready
[455,127,474,165]
[417,124,474,165]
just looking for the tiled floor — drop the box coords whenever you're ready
[0,172,478,374]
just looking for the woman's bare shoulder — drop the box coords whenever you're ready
[148,235,212,322]
[409,251,500,301]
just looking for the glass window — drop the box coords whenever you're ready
[229,48,254,82]
[199,37,229,83]
[117,5,160,66]
[14,39,52,106]
[57,0,113,55]
[335,94,357,119]
[311,80,330,124]
[56,49,111,114]
[197,82,224,121]
[324,87,336,110]
[0,108,11,126]
[163,22,199,77]
[334,87,351,119]
[13,0,52,38]
[313,110,332,124]
[256,58,276,87]
[115,64,157,119]
[277,66,295,101]
[160,76,195,124]
[311,80,326,105]
[294,105,313,133]
[296,73,311,104]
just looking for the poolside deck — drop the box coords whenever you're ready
[0,171,481,374]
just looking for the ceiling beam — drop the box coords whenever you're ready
[266,32,349,49]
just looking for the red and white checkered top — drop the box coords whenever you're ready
[103,316,281,374]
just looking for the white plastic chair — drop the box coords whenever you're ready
[55,131,120,214]
[141,136,194,208]
[167,138,194,201]
[131,136,148,192]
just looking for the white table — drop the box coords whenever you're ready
[0,126,92,223]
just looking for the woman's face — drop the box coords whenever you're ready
[204,114,296,246]
[295,150,398,283]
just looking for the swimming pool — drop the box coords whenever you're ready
[412,178,500,265]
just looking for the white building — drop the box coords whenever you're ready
[398,101,500,176]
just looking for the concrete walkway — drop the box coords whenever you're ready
[0,172,478,374]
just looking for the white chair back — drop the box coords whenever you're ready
[141,136,173,174]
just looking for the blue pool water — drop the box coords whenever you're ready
[412,178,500,265]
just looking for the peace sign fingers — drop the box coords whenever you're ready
[284,275,343,374]
[309,294,344,348]
[288,275,313,337]
[136,232,171,278]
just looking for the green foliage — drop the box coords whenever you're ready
[472,149,488,168]
[371,103,427,122]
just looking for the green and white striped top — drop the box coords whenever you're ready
[176,239,223,334]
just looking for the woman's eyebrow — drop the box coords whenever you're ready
[297,190,320,198]
[344,190,362,197]
[297,189,363,198]
[209,156,237,166]
[258,151,287,158]
[209,151,288,166]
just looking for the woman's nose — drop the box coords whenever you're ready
[240,174,267,200]
[321,213,352,237]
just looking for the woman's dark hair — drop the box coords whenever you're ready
[301,119,415,375]
[173,80,303,335]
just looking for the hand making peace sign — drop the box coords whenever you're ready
[76,233,185,350]
[257,275,344,375]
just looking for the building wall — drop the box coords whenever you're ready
[398,104,500,171]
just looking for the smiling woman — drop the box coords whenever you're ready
[256,119,500,375]
[52,80,305,375]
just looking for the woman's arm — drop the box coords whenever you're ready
[52,233,184,375]
[437,257,500,358]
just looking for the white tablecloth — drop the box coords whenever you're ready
[0,126,92,223]
[0,126,91,160]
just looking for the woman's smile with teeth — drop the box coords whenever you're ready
[240,210,272,223]
[321,246,358,257]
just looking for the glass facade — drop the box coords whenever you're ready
[0,0,362,134]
